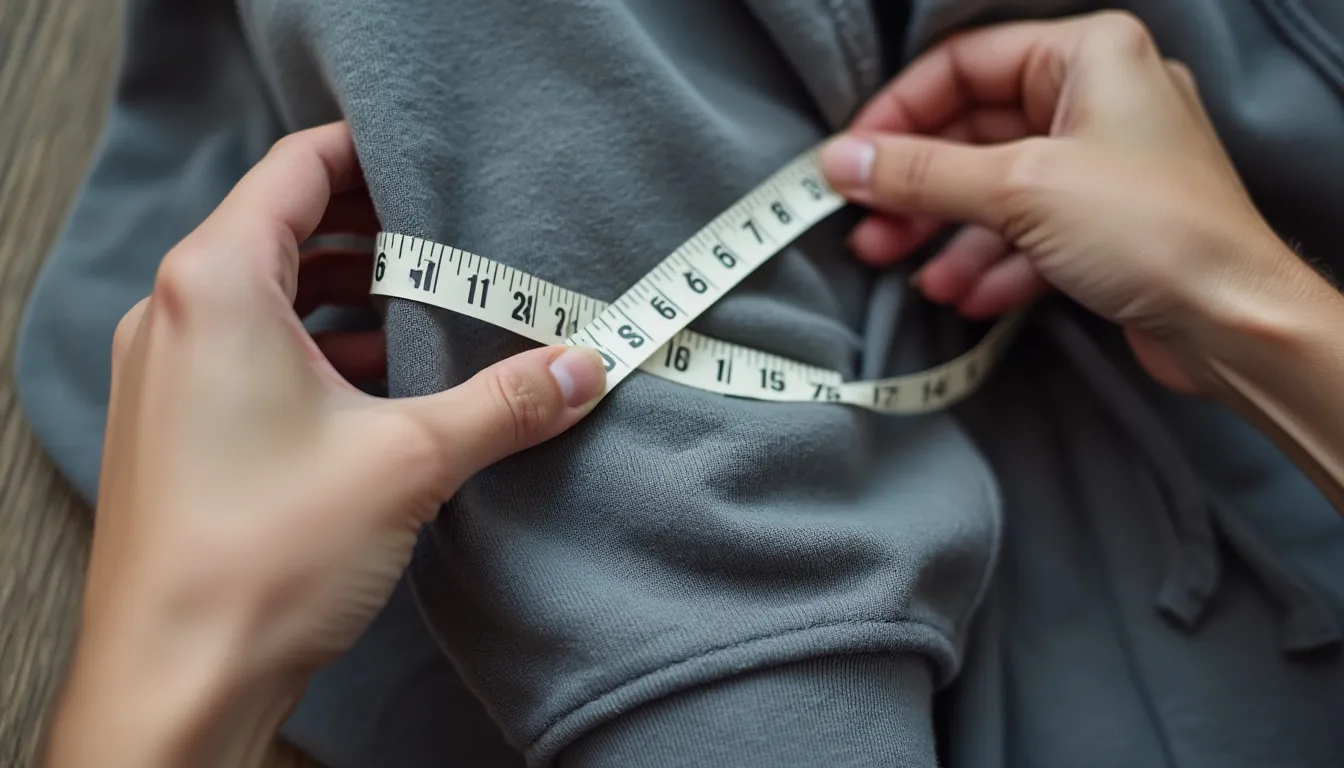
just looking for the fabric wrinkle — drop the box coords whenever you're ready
[17,0,1344,766]
[1044,308,1341,653]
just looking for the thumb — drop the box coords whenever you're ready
[819,133,1030,231]
[394,345,606,484]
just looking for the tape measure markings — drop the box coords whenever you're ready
[372,245,1024,416]
[370,145,1025,413]
[559,151,841,394]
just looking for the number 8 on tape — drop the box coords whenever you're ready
[369,146,1025,414]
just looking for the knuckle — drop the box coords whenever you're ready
[872,142,935,208]
[994,138,1058,231]
[999,138,1057,200]
[1091,10,1156,57]
[266,131,306,160]
[486,365,551,445]
[1166,59,1197,91]
[380,410,446,474]
[152,249,215,309]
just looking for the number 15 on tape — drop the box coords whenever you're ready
[564,150,845,396]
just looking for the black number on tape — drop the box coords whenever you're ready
[599,351,616,372]
[801,177,825,200]
[923,376,948,403]
[771,202,791,224]
[512,292,534,324]
[375,252,387,281]
[742,218,763,244]
[811,383,840,402]
[716,359,731,384]
[713,244,737,268]
[760,368,785,392]
[664,345,690,372]
[684,272,708,294]
[651,296,676,319]
[553,307,567,337]
[410,261,439,293]
[873,385,899,408]
[617,325,645,348]
[466,275,490,308]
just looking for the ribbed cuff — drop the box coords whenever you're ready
[557,654,934,767]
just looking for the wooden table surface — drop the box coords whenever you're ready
[0,3,313,765]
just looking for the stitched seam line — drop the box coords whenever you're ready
[527,617,950,751]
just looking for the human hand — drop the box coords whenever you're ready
[45,122,606,768]
[819,11,1332,396]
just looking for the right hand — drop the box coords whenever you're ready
[818,10,1330,396]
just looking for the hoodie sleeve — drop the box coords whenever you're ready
[16,0,283,500]
[314,2,998,765]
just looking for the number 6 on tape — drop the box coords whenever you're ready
[369,146,1026,414]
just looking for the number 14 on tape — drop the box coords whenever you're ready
[369,147,1025,414]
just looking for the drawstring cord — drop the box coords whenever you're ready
[1210,503,1342,652]
[1042,308,1341,653]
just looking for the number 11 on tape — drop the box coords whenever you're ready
[370,145,1026,414]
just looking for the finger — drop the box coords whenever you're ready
[842,110,1032,268]
[851,11,1170,138]
[167,122,362,308]
[912,226,1011,305]
[848,214,943,265]
[819,133,1027,229]
[849,18,1077,136]
[313,331,387,382]
[294,250,379,318]
[941,108,1034,145]
[207,122,363,251]
[956,252,1052,318]
[392,346,606,486]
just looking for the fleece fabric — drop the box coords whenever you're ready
[15,0,1344,766]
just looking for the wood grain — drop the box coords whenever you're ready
[0,2,315,765]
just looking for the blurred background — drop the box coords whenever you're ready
[0,3,310,765]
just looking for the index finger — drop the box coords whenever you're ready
[185,122,364,297]
[850,17,1082,136]
[213,122,363,245]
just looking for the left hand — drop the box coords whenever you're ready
[45,122,606,768]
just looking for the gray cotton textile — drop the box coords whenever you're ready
[16,0,1344,765]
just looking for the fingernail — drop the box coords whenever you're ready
[549,347,606,407]
[820,136,875,188]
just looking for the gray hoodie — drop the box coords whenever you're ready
[18,0,1344,765]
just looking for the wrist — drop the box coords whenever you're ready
[1173,241,1344,512]
[1185,250,1342,396]
[45,622,307,768]
[1166,229,1333,381]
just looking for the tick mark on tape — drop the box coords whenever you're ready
[367,149,1026,412]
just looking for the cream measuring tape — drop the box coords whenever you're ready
[370,147,1026,413]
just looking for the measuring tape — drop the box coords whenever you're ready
[370,147,1026,414]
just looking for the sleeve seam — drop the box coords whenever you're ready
[527,618,952,758]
